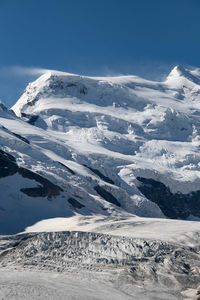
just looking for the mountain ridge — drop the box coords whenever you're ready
[1,65,200,233]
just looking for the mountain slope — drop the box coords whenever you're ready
[0,99,160,234]
[1,66,200,233]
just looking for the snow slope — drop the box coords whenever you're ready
[1,66,200,299]
[1,65,200,233]
[25,215,200,247]
[13,66,200,194]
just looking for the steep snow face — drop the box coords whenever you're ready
[166,65,200,87]
[1,65,200,233]
[11,66,200,219]
[0,100,162,234]
[2,67,200,299]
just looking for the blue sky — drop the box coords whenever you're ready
[0,0,200,107]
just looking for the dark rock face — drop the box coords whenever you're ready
[0,126,30,144]
[83,165,114,184]
[57,162,75,175]
[48,78,88,96]
[0,149,18,178]
[68,197,85,209]
[137,177,200,219]
[21,113,47,129]
[27,115,39,125]
[11,132,30,144]
[94,185,121,207]
[19,168,63,198]
[0,149,63,199]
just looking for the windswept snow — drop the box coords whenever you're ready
[1,65,200,299]
[0,270,133,300]
[1,66,200,233]
[24,215,200,246]
[11,65,200,194]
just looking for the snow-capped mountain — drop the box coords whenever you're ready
[1,65,200,234]
[1,66,200,300]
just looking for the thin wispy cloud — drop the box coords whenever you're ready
[0,62,187,108]
[85,59,185,82]
[0,65,51,107]
[0,65,50,77]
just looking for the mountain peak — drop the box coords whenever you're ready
[166,65,200,86]
[167,65,188,78]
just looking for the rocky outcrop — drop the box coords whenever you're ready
[84,165,114,184]
[0,149,63,199]
[137,177,200,219]
[57,162,75,175]
[68,198,85,209]
[94,185,121,207]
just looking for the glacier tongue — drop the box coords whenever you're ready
[0,224,200,300]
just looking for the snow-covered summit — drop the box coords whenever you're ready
[1,65,200,233]
[165,65,200,87]
[1,66,200,300]
[12,65,200,116]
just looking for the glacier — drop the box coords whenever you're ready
[0,65,200,299]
